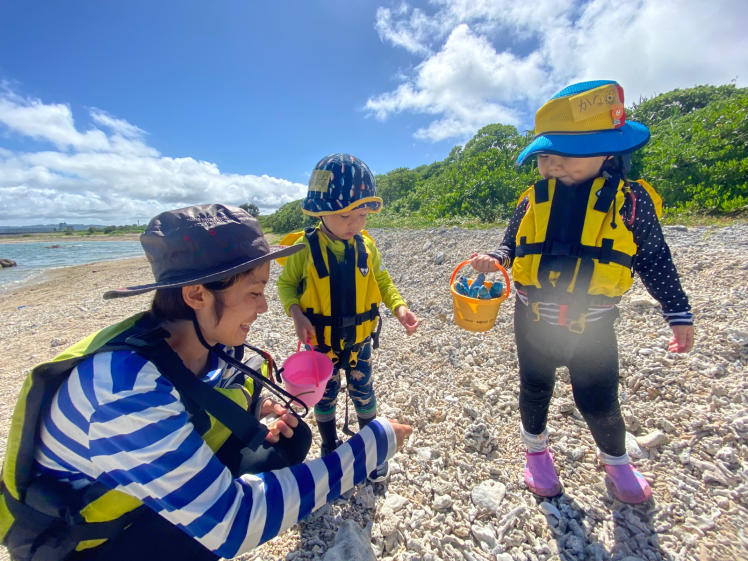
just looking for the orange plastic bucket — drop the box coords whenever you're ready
[450,260,511,332]
[281,347,334,408]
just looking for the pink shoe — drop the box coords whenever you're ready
[524,450,562,497]
[604,463,652,504]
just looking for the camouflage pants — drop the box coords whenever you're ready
[314,339,376,423]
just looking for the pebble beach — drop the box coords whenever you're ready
[0,224,746,561]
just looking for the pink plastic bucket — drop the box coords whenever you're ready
[281,350,334,407]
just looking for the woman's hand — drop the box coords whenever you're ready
[469,253,500,273]
[388,420,413,450]
[260,399,298,443]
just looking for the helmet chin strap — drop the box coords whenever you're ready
[191,314,215,352]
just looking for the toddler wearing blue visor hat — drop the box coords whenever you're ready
[469,80,694,504]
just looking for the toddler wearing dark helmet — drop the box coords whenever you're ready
[278,153,420,482]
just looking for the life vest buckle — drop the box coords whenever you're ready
[555,304,587,334]
[337,316,357,328]
[531,302,541,322]
[545,240,573,257]
[567,314,587,334]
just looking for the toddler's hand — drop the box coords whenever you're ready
[290,305,316,345]
[668,324,694,353]
[469,253,499,273]
[396,305,420,335]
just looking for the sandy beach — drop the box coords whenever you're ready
[1,225,746,561]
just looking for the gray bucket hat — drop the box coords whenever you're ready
[104,203,302,299]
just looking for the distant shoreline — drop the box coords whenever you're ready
[0,233,141,244]
[0,253,148,293]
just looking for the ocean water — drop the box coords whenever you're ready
[0,240,143,291]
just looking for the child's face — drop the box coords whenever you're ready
[536,154,609,186]
[323,208,369,240]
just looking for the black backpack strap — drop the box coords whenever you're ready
[125,332,268,452]
[1,480,148,558]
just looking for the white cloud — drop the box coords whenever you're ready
[375,4,438,56]
[367,24,545,140]
[89,109,146,139]
[0,91,109,152]
[0,89,306,226]
[369,0,748,142]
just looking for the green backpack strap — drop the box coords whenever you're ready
[1,479,147,561]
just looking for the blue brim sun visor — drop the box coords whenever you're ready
[517,121,650,165]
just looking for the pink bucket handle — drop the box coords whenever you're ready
[296,339,321,386]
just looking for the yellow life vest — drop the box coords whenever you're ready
[512,176,638,308]
[634,179,663,219]
[295,227,381,365]
[0,313,270,558]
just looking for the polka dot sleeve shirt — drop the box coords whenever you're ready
[488,178,693,326]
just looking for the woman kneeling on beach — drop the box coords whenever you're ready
[0,203,412,561]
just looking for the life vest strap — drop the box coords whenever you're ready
[304,304,379,329]
[305,227,329,279]
[305,305,380,354]
[515,238,632,268]
[534,179,550,203]
[354,234,369,277]
[125,328,268,452]
[593,176,619,213]
[305,228,371,279]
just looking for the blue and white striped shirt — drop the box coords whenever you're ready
[35,349,395,557]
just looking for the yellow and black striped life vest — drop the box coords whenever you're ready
[297,227,382,366]
[512,176,638,309]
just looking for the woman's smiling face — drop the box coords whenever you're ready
[200,262,270,347]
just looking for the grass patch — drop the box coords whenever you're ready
[366,213,508,230]
[660,208,747,227]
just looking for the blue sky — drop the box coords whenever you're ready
[1,0,746,226]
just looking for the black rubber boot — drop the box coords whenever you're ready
[318,419,342,457]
